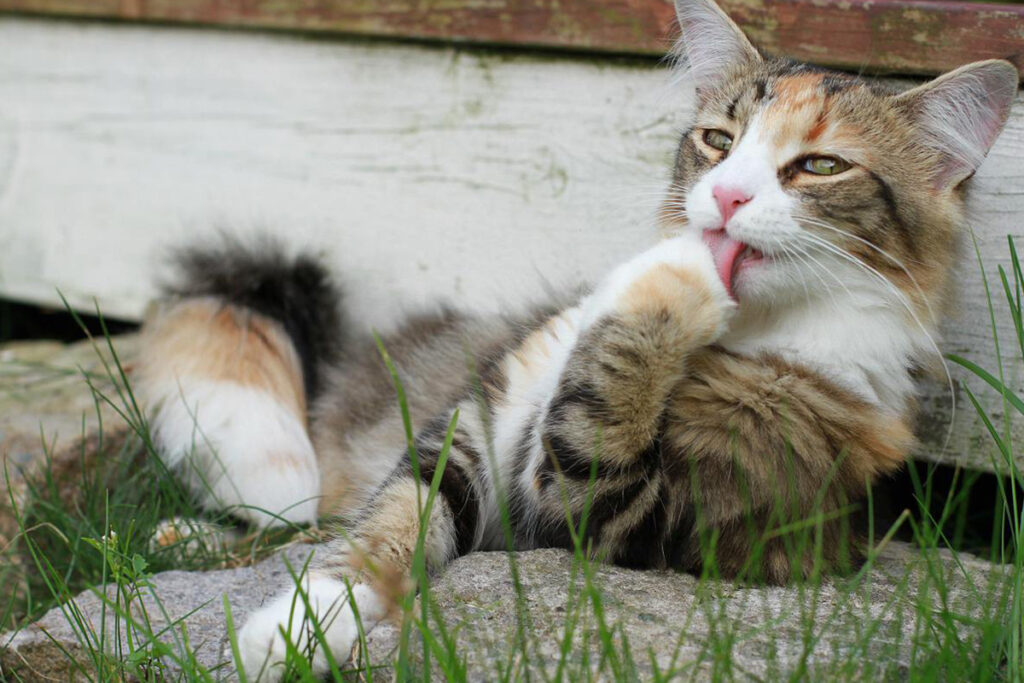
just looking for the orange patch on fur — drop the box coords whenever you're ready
[772,74,825,108]
[619,265,713,320]
[622,265,690,311]
[760,74,829,146]
[858,416,915,476]
[806,109,829,143]
[137,298,307,420]
[506,310,578,385]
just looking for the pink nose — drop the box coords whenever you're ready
[712,185,752,226]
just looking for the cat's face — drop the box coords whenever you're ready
[664,0,1017,317]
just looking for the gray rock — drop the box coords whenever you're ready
[389,544,1010,679]
[0,336,140,486]
[1,542,1011,680]
[0,544,316,681]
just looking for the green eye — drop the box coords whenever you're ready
[703,129,733,152]
[802,156,851,176]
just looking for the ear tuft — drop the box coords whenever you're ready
[897,59,1018,189]
[673,0,761,96]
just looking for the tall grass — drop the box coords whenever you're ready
[2,232,1024,680]
[947,234,1024,680]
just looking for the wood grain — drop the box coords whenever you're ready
[0,18,1022,474]
[1,0,1023,76]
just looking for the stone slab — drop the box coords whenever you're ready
[0,543,1011,680]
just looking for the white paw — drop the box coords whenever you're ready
[583,232,733,329]
[238,576,385,681]
[664,231,734,316]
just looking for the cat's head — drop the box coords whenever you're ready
[664,0,1018,321]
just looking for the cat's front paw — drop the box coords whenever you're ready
[238,576,384,681]
[588,232,734,341]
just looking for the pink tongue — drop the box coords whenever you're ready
[701,229,746,299]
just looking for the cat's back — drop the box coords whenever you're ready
[311,304,558,514]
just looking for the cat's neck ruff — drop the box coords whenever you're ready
[719,294,933,416]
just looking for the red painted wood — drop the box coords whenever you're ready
[721,0,1024,76]
[1,0,1021,76]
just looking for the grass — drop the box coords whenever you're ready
[1,237,1023,680]
[0,308,315,680]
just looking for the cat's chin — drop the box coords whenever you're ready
[733,251,764,285]
[727,255,771,304]
[730,264,822,313]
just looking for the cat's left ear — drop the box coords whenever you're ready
[896,59,1019,190]
[673,0,762,98]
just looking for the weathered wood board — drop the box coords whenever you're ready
[0,18,1022,474]
[2,0,1023,77]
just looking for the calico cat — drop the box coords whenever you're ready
[133,0,1018,678]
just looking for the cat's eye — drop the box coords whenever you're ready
[703,129,733,152]
[802,156,851,176]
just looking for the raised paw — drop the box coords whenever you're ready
[238,576,384,681]
[585,232,734,342]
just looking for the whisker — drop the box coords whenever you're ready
[779,244,816,310]
[794,214,938,324]
[794,231,956,449]
[789,245,840,310]
[790,242,854,305]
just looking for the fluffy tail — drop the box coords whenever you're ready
[166,238,344,398]
[134,238,344,527]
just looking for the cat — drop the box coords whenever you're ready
[132,0,1017,678]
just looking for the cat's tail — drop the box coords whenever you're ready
[133,237,345,528]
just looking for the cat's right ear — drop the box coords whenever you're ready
[673,0,761,98]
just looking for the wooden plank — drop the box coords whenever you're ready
[0,18,1022,475]
[727,0,1024,76]
[1,0,1023,77]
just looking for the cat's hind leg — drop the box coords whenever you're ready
[133,241,344,527]
[238,404,491,680]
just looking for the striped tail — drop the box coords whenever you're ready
[134,238,344,527]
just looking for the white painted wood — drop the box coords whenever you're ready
[1,17,1022,472]
[0,18,686,326]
